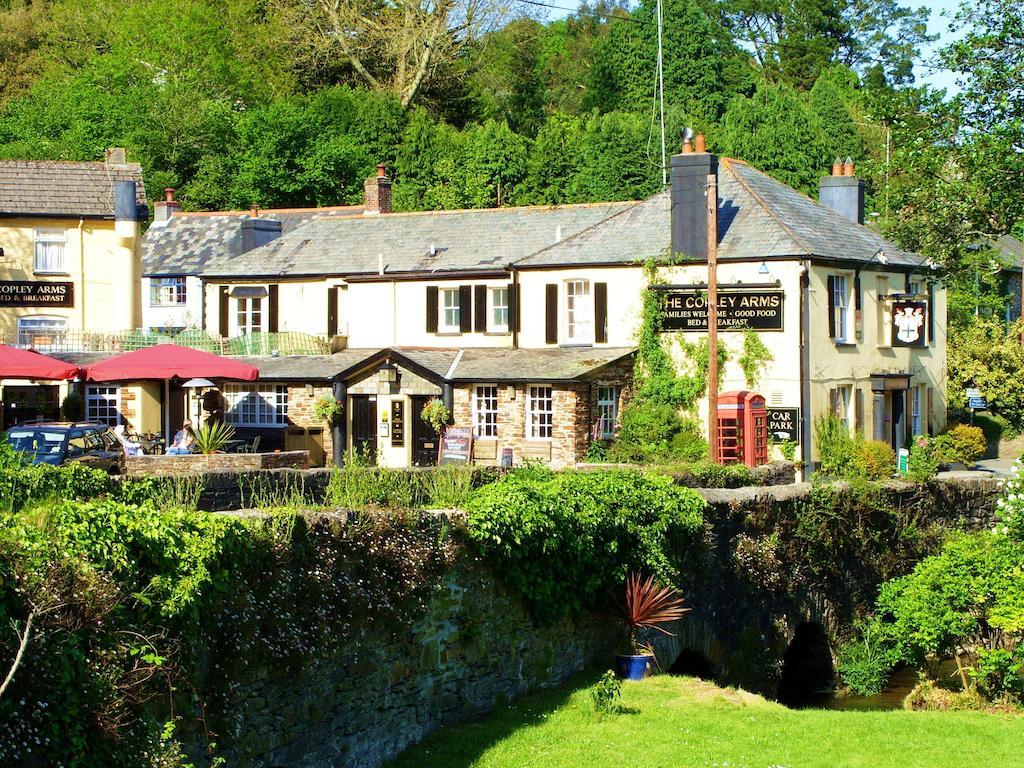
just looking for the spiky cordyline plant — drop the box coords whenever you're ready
[622,572,690,655]
[192,420,236,455]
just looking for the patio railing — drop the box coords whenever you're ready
[2,329,331,356]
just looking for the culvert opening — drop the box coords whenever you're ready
[668,649,717,681]
[778,622,834,707]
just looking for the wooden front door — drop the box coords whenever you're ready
[410,395,440,466]
[350,395,378,464]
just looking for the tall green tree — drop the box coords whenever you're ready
[718,0,933,89]
[718,80,830,194]
[586,0,738,121]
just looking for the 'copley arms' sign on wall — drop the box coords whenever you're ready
[661,289,784,332]
[0,281,74,307]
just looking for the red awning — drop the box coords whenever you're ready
[84,344,260,382]
[0,345,80,380]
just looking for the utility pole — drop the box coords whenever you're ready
[707,171,719,463]
[656,0,667,186]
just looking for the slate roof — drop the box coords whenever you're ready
[52,346,632,383]
[143,207,362,276]
[0,160,146,218]
[517,158,924,269]
[197,202,635,278]
[447,347,635,382]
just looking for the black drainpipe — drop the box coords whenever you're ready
[800,260,813,476]
[332,378,346,467]
[511,267,520,350]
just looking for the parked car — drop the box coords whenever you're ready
[3,421,127,474]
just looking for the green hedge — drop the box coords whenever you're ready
[465,467,706,622]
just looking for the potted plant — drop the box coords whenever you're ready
[420,397,451,436]
[615,572,689,681]
[314,394,344,427]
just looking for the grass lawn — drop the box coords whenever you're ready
[386,674,1022,768]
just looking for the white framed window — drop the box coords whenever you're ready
[440,288,460,333]
[597,385,619,438]
[224,384,288,427]
[910,385,923,437]
[527,385,553,439]
[473,385,498,438]
[86,386,120,426]
[565,280,593,342]
[490,287,509,331]
[876,276,891,347]
[909,279,924,297]
[17,317,67,350]
[236,297,263,335]
[829,385,852,431]
[832,275,850,342]
[150,277,187,306]
[34,229,67,273]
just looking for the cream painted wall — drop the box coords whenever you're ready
[348,278,514,348]
[142,276,204,332]
[0,218,141,342]
[346,365,442,468]
[807,263,947,458]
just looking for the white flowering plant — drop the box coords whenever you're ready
[993,458,1024,542]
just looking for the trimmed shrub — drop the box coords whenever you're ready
[853,440,896,481]
[934,423,987,466]
[466,469,706,621]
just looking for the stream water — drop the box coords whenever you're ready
[792,661,962,711]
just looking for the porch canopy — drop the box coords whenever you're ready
[0,344,80,380]
[83,344,259,383]
[83,344,259,439]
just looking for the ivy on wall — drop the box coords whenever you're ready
[738,330,773,390]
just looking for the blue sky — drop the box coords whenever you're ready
[915,0,964,95]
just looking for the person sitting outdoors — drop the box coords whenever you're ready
[166,420,195,455]
[113,425,144,457]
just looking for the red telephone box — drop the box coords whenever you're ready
[717,391,768,467]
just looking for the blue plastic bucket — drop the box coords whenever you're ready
[615,654,654,680]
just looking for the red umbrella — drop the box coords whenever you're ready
[0,344,80,380]
[84,344,259,382]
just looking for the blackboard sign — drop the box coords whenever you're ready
[662,290,784,332]
[891,301,926,347]
[391,400,405,447]
[767,407,800,442]
[439,426,473,465]
[0,280,74,307]
[500,447,514,468]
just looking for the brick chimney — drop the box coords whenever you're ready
[364,164,392,216]
[153,187,182,223]
[670,132,717,261]
[819,157,865,224]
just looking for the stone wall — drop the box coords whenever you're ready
[213,553,618,768]
[175,472,1000,768]
[451,365,632,470]
[284,383,334,466]
[125,450,309,477]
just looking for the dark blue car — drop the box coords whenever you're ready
[4,422,126,474]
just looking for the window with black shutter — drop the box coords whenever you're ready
[508,282,519,332]
[327,286,338,337]
[268,284,279,333]
[218,286,229,337]
[426,286,438,333]
[545,284,558,344]
[474,285,487,333]
[595,282,608,343]
[459,285,472,333]
[827,275,837,339]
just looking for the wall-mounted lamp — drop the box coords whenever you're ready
[758,261,770,275]
[378,361,398,383]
